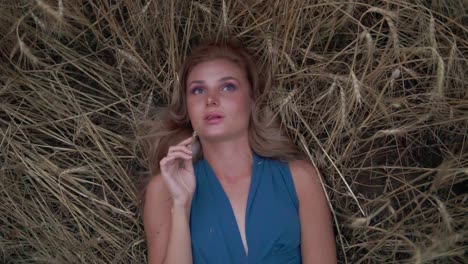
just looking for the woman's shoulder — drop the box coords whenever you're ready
[288,159,317,175]
[287,160,322,200]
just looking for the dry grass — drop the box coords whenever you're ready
[1,0,467,263]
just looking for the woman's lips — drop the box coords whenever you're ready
[205,114,224,125]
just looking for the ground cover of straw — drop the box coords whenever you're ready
[1,0,467,263]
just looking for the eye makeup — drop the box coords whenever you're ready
[222,82,237,91]
[190,86,204,94]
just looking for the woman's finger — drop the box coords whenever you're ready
[176,136,193,146]
[159,154,194,192]
[159,157,183,190]
[183,157,195,174]
[166,150,193,160]
[161,152,192,167]
[160,154,192,175]
[168,145,192,155]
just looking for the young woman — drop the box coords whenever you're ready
[142,41,336,264]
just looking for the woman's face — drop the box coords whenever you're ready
[186,58,252,142]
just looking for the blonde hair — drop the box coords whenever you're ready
[138,40,304,201]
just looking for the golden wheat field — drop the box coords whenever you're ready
[0,0,467,263]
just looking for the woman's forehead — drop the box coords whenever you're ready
[187,58,246,82]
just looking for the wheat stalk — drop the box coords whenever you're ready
[1,1,466,263]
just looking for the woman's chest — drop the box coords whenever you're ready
[221,179,251,252]
[221,178,250,221]
[190,179,301,262]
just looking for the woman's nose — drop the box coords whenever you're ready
[206,92,218,106]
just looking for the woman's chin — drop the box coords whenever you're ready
[200,132,228,142]
[199,129,237,142]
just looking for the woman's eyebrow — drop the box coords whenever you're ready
[188,80,204,86]
[219,76,239,82]
[188,76,239,86]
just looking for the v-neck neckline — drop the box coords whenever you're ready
[202,152,262,260]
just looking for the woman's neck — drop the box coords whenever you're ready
[201,135,253,179]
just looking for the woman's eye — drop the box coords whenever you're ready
[191,87,204,94]
[222,83,236,91]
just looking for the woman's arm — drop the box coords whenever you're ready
[143,175,193,264]
[144,136,195,264]
[289,160,337,264]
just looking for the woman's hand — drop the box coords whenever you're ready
[159,136,196,208]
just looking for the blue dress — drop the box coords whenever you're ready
[190,152,302,264]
